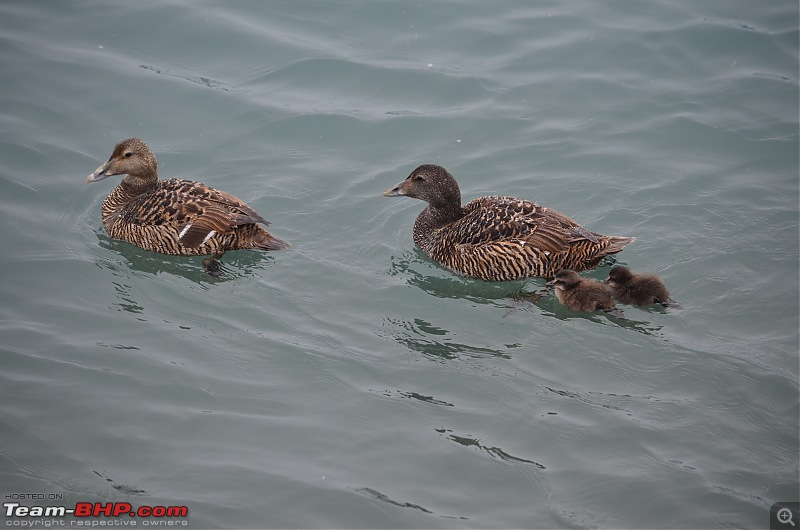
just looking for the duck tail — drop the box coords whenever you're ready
[255,231,291,251]
[603,236,635,255]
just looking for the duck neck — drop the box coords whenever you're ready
[101,177,157,222]
[413,203,464,251]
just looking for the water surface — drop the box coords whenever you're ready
[0,0,797,528]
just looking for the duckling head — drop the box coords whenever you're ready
[383,164,461,210]
[605,265,634,288]
[86,138,158,186]
[548,269,582,291]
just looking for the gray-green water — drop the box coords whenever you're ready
[1,1,798,528]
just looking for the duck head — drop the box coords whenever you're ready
[383,164,462,210]
[86,138,158,186]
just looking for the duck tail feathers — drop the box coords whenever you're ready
[256,232,291,251]
[603,236,635,255]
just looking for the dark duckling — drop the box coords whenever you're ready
[548,270,621,316]
[383,164,635,281]
[605,266,674,307]
[86,138,289,275]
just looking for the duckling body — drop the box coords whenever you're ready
[384,164,634,281]
[550,270,619,314]
[605,266,671,306]
[86,139,289,269]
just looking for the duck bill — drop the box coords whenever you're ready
[383,180,408,197]
[86,160,112,183]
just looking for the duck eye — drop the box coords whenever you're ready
[124,152,132,158]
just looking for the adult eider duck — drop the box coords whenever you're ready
[383,164,634,281]
[604,266,675,307]
[86,138,289,275]
[549,270,621,316]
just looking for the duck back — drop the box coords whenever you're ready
[101,177,289,256]
[415,195,633,281]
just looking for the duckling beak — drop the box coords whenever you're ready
[86,160,113,183]
[546,278,556,286]
[383,180,408,197]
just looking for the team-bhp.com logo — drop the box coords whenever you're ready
[4,501,188,526]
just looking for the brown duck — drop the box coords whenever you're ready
[549,270,621,315]
[605,266,673,307]
[86,138,289,274]
[383,164,634,281]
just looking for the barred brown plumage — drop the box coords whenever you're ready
[86,138,289,275]
[383,164,634,281]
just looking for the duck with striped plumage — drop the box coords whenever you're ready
[384,164,634,281]
[86,138,289,275]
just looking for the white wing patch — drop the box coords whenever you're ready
[179,223,192,239]
[201,230,217,244]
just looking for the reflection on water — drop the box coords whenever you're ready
[436,428,546,469]
[368,388,455,407]
[139,64,235,93]
[542,385,678,420]
[355,487,469,521]
[92,470,147,497]
[382,317,511,361]
[508,285,666,337]
[95,231,276,283]
[95,342,141,351]
[389,250,539,304]
[390,250,667,339]
[356,487,433,514]
[109,280,144,314]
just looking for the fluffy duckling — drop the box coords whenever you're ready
[86,138,289,275]
[605,266,674,307]
[384,164,634,281]
[549,270,621,315]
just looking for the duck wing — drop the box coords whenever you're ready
[452,196,596,253]
[127,178,269,249]
[421,195,632,280]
